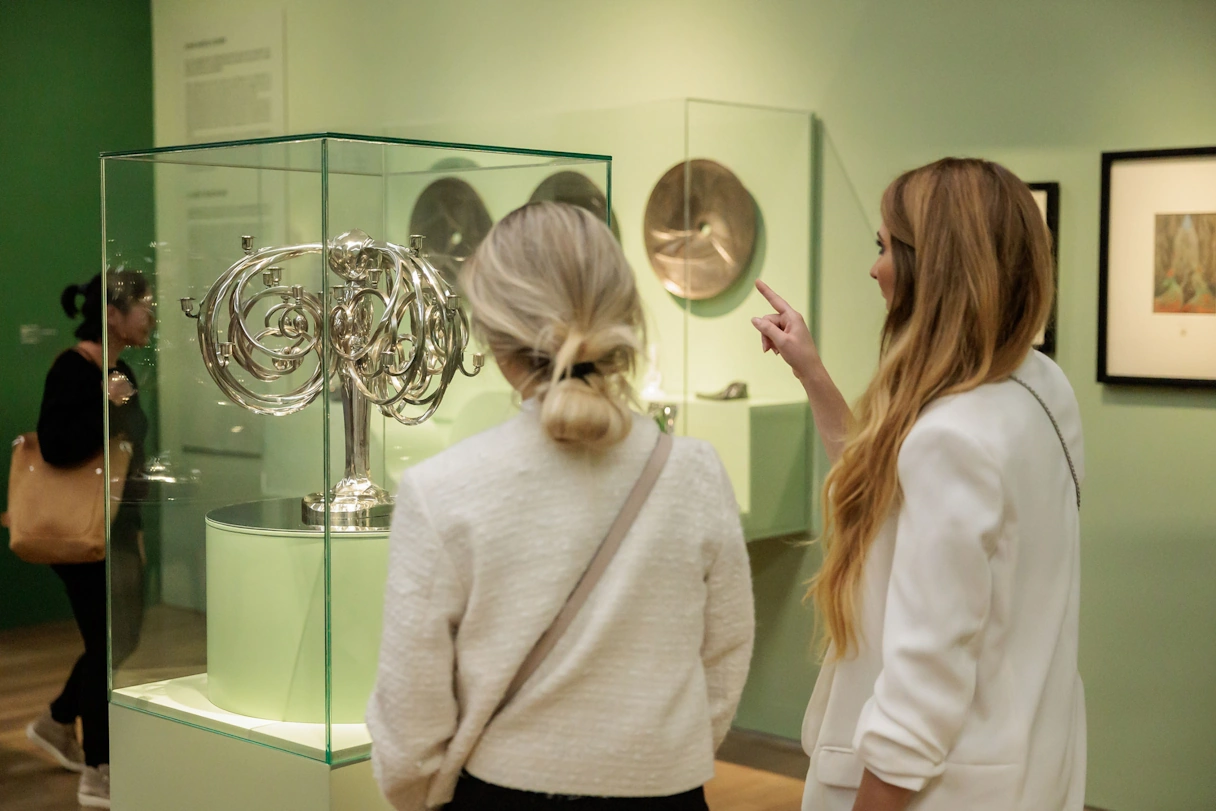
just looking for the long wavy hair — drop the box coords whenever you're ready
[811,158,1055,658]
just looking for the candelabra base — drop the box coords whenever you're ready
[301,477,394,529]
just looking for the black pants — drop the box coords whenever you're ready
[446,773,710,810]
[49,551,143,767]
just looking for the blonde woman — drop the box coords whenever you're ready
[753,159,1085,811]
[367,202,755,810]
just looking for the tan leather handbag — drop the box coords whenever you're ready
[3,433,132,564]
[4,343,134,564]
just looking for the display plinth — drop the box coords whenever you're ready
[111,704,389,811]
[206,499,388,724]
[647,398,809,540]
[114,674,372,760]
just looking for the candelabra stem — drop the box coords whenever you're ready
[342,373,372,482]
[301,370,393,528]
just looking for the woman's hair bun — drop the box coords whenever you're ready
[60,283,85,318]
[461,202,646,450]
[539,328,637,449]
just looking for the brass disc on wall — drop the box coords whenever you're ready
[408,177,492,282]
[643,159,756,300]
[528,170,620,239]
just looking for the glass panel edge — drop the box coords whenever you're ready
[101,132,612,163]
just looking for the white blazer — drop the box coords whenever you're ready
[802,351,1086,811]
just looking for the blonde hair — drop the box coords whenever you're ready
[462,201,645,449]
[811,158,1054,658]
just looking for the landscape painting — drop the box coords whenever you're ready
[1154,213,1216,314]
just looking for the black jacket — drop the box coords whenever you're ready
[37,348,148,543]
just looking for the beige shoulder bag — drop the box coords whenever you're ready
[3,347,133,564]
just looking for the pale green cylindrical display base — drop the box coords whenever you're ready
[205,500,389,724]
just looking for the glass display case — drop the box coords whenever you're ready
[673,102,813,541]
[101,134,612,768]
[396,100,816,541]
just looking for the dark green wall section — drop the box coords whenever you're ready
[0,0,153,629]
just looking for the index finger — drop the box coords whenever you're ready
[756,279,793,315]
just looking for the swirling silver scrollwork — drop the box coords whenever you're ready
[180,230,483,528]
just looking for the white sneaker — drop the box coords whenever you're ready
[25,711,84,772]
[78,764,110,809]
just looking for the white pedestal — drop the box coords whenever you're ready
[110,704,390,811]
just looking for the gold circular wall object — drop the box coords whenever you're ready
[408,177,492,282]
[643,159,756,300]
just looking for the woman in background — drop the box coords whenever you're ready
[368,202,755,810]
[753,158,1086,811]
[25,271,153,810]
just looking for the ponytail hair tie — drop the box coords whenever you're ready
[565,362,597,380]
[526,354,598,380]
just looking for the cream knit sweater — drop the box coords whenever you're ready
[367,402,754,809]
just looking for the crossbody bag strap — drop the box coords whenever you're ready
[494,430,674,716]
[1009,375,1080,510]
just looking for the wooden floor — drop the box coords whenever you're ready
[707,761,804,810]
[0,618,804,810]
[0,622,81,811]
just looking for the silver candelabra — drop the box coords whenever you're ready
[180,230,483,528]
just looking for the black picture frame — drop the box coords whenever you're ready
[1028,182,1060,356]
[1098,146,1216,388]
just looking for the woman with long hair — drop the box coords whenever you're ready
[753,158,1085,811]
[25,270,154,809]
[367,202,754,810]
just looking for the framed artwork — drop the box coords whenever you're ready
[1098,146,1216,387]
[1028,182,1060,355]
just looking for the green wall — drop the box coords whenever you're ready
[147,1,1216,808]
[0,0,153,629]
